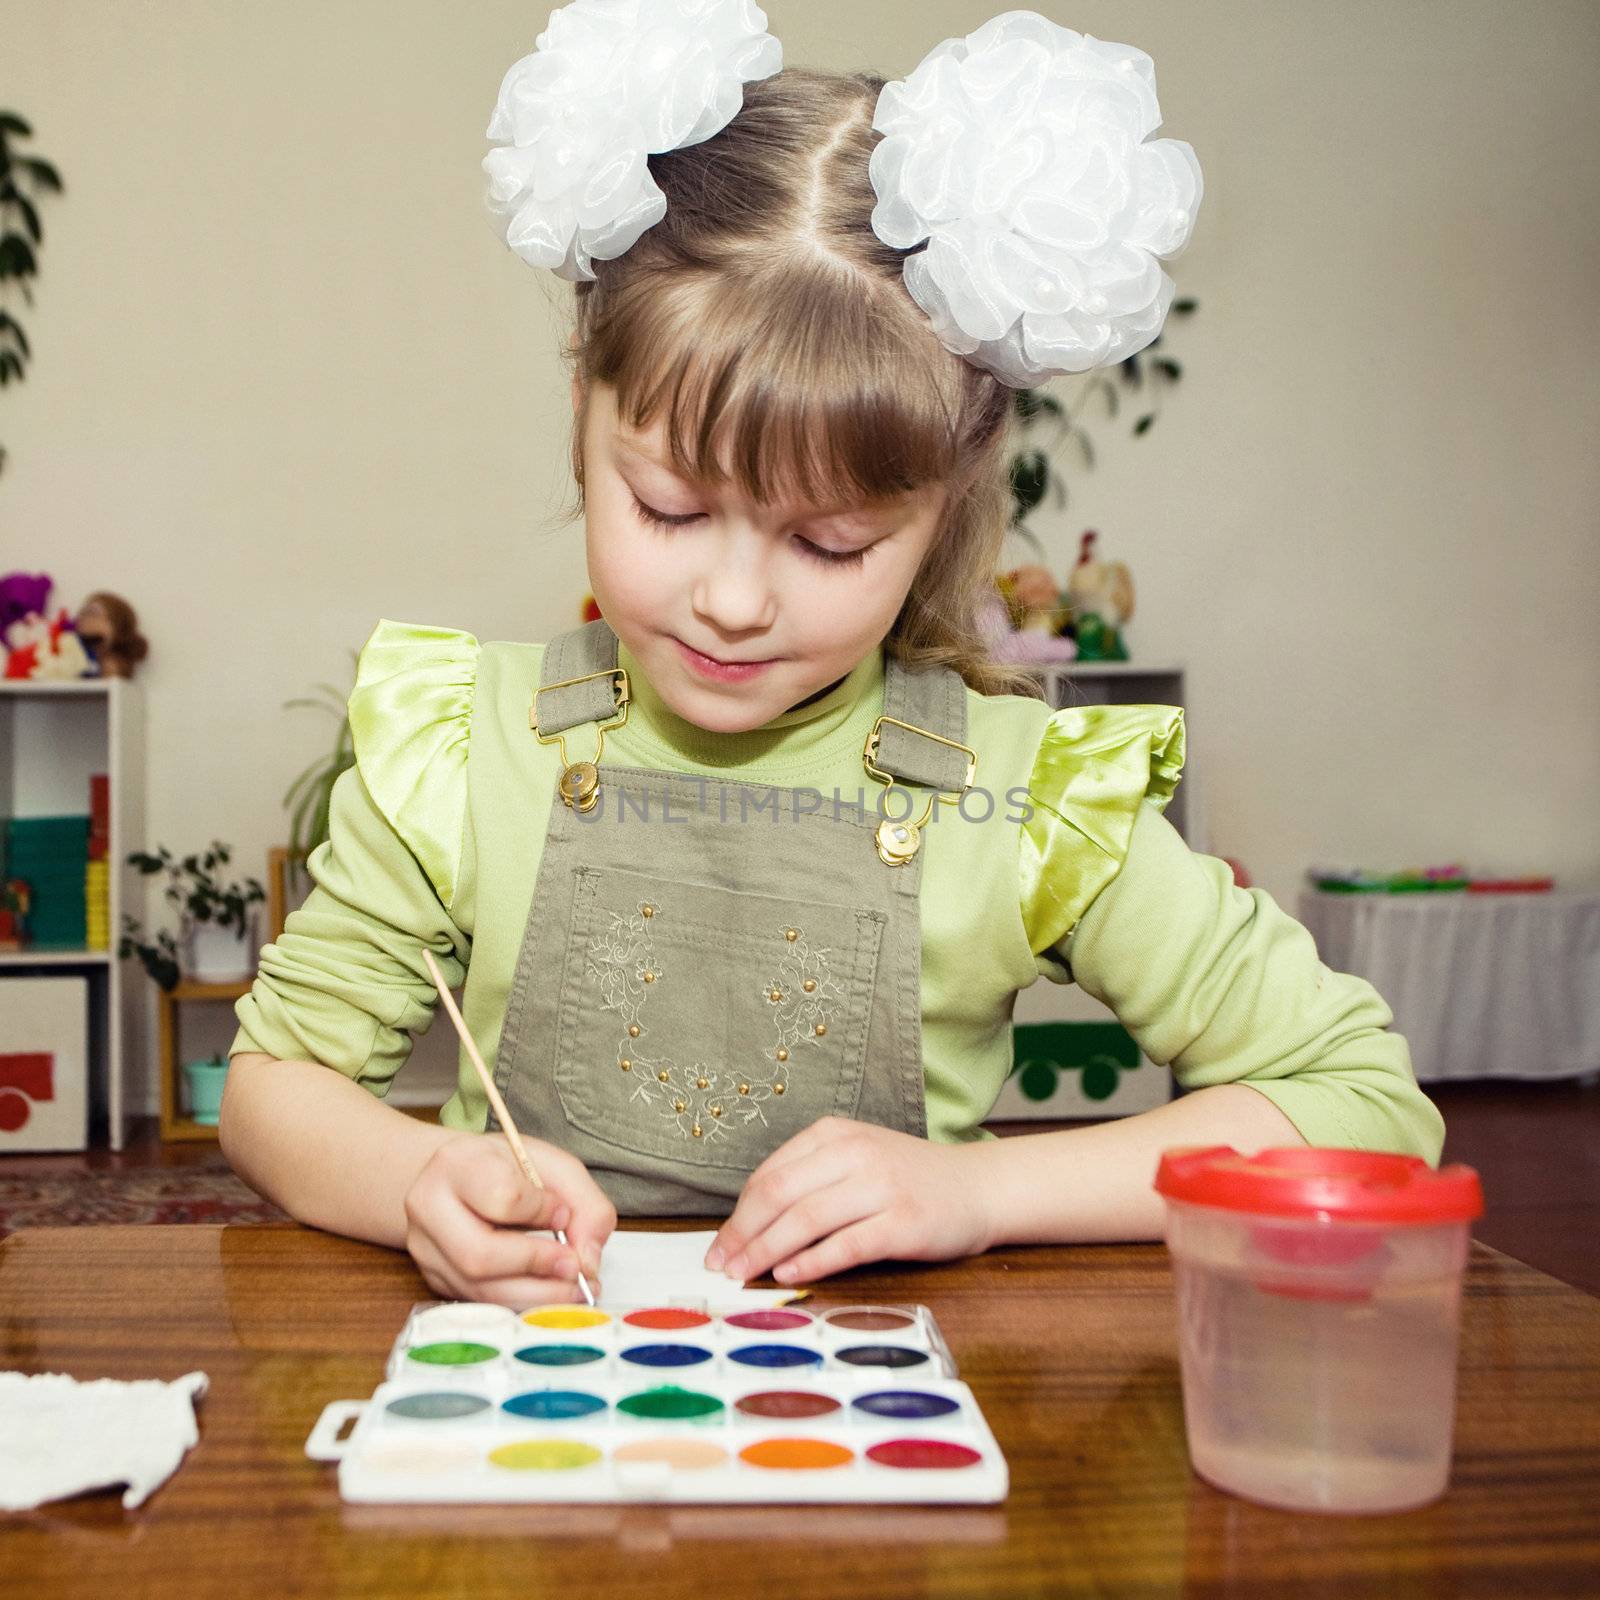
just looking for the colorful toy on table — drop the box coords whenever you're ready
[1310,865,1555,894]
[306,1290,1006,1505]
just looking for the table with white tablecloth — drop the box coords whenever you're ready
[1296,889,1600,1082]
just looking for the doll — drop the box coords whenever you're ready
[74,592,149,679]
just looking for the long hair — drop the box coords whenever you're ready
[565,68,1038,698]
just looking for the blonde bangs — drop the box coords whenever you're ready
[592,263,970,512]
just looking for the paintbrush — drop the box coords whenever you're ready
[420,947,597,1308]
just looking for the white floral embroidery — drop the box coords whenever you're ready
[584,903,656,1024]
[584,906,839,1147]
[761,929,845,1048]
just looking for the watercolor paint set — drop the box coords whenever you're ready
[306,1299,1008,1503]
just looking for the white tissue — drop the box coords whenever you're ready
[0,1369,208,1511]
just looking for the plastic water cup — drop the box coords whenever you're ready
[1155,1146,1483,1514]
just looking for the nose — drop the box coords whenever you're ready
[689,532,778,639]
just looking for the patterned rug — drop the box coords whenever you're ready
[0,1156,289,1235]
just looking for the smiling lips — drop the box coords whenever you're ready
[674,636,778,683]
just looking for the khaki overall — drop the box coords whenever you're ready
[492,619,975,1213]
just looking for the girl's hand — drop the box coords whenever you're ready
[704,1118,995,1287]
[403,1132,617,1308]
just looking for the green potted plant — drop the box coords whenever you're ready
[118,842,266,989]
[182,1052,230,1126]
[1007,298,1200,544]
[282,657,357,893]
[1,111,66,479]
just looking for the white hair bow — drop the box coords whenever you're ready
[483,0,781,282]
[869,11,1203,386]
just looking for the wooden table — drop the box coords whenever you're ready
[2,1225,1597,1598]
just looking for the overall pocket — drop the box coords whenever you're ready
[552,863,886,1170]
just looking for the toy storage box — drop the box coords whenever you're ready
[0,975,89,1151]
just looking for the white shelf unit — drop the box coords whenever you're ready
[0,678,145,1150]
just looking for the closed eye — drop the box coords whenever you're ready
[795,539,868,569]
[631,493,871,568]
[631,494,702,528]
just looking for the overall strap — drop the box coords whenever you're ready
[531,619,625,736]
[533,618,973,796]
[871,652,973,794]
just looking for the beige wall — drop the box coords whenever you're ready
[5,2,1598,1111]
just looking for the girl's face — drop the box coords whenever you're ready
[579,381,947,733]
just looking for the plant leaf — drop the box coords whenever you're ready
[1009,449,1049,519]
[11,191,40,244]
[17,157,63,193]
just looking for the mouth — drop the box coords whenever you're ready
[673,636,779,683]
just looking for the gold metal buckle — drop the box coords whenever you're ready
[861,715,978,866]
[530,668,631,812]
[862,716,977,792]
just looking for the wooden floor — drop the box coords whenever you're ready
[4,1080,1597,1294]
[1430,1078,1600,1296]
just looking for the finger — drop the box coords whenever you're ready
[457,1143,572,1232]
[769,1216,893,1287]
[522,1139,617,1278]
[426,1188,581,1286]
[411,1223,595,1313]
[471,1271,603,1312]
[407,1230,471,1303]
[725,1176,880,1285]
[708,1123,858,1270]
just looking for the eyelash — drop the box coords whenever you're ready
[629,495,868,569]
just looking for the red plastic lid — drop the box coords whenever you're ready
[1155,1146,1483,1224]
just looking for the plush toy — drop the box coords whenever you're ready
[1065,530,1135,661]
[74,592,149,679]
[1000,564,1069,635]
[0,574,138,680]
[980,571,1077,665]
[4,608,92,680]
[0,572,51,637]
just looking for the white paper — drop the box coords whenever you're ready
[0,1369,207,1511]
[596,1229,800,1312]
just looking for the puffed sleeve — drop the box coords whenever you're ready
[229,620,479,1094]
[1019,703,1186,967]
[1060,802,1446,1162]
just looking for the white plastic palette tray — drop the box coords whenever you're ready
[306,1298,1008,1503]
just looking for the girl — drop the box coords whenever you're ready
[222,8,1443,1308]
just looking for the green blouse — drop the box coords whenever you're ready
[231,620,1444,1162]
